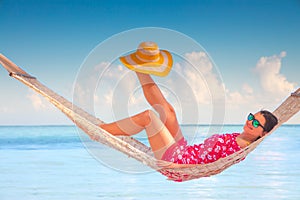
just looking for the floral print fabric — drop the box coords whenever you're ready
[162,133,242,164]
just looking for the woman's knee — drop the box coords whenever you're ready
[146,109,159,119]
[161,103,177,120]
[140,109,157,126]
[166,103,176,114]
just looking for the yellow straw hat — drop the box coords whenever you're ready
[119,41,173,77]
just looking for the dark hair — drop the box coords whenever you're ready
[260,110,278,133]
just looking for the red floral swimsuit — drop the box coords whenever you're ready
[162,133,242,165]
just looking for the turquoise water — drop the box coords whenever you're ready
[0,125,299,200]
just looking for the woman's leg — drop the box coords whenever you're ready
[100,110,176,159]
[136,72,183,141]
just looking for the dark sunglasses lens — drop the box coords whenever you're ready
[252,120,260,128]
[248,114,254,121]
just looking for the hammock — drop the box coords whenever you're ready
[1,53,300,182]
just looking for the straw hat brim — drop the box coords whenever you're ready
[119,50,173,77]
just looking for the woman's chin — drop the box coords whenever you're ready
[243,124,250,132]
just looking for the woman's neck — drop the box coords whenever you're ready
[236,132,255,148]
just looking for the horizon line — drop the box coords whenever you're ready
[0,124,299,127]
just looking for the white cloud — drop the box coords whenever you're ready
[173,51,226,105]
[184,51,213,74]
[26,90,48,110]
[254,51,296,100]
[226,84,254,105]
[0,106,10,113]
[159,51,227,124]
[94,62,126,79]
[242,84,254,95]
[103,90,113,104]
[224,51,299,123]
[227,90,247,105]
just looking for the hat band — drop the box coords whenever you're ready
[125,50,169,71]
[138,47,159,55]
[136,49,160,62]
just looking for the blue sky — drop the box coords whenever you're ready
[0,0,299,125]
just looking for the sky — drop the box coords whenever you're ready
[0,0,300,125]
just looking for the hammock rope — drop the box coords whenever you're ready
[1,53,299,181]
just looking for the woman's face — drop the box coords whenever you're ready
[243,112,266,138]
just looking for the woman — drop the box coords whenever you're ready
[99,41,278,168]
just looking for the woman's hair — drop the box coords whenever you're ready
[260,110,278,133]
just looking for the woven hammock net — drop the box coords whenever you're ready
[1,53,300,182]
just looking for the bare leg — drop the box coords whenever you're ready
[100,110,176,159]
[136,72,183,141]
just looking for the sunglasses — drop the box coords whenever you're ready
[247,113,265,130]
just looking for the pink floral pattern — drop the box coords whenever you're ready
[162,133,242,165]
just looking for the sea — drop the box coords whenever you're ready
[0,125,299,200]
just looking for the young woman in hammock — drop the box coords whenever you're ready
[100,42,278,168]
